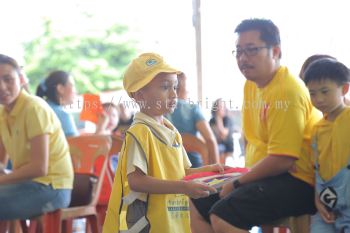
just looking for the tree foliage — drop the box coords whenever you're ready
[24,20,137,94]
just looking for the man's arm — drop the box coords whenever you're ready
[0,139,8,166]
[0,139,8,174]
[220,155,296,197]
[196,120,220,164]
[239,154,296,184]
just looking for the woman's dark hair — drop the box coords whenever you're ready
[0,54,20,74]
[211,98,223,117]
[304,58,350,86]
[36,70,70,105]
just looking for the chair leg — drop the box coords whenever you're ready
[262,226,290,233]
[0,221,10,233]
[261,226,274,233]
[96,205,107,225]
[20,221,28,233]
[62,219,73,233]
[86,215,99,233]
[42,211,61,233]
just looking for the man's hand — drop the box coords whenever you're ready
[0,163,6,175]
[219,181,234,198]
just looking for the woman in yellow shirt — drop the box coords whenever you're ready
[0,54,74,227]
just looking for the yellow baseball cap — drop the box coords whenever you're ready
[123,53,180,95]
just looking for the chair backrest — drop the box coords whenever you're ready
[67,135,112,207]
[181,133,209,165]
[98,135,124,205]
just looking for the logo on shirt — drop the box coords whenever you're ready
[320,186,337,209]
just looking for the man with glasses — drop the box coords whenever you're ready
[190,18,321,233]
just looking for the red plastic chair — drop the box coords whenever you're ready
[21,135,112,233]
[96,135,123,224]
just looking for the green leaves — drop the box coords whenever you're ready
[24,19,137,94]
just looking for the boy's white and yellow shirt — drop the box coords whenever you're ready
[103,112,191,233]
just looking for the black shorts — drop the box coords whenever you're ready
[191,173,316,230]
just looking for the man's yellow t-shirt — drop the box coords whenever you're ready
[243,66,321,185]
[0,91,73,189]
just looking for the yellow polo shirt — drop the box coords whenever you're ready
[243,66,322,185]
[0,91,73,189]
[312,107,350,181]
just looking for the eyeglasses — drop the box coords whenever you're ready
[232,46,270,58]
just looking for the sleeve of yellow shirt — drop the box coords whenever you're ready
[267,93,307,158]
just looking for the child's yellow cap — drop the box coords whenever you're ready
[123,53,180,96]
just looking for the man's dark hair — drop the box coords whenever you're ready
[0,54,20,74]
[235,18,281,47]
[304,58,350,86]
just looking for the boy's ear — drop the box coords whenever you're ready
[342,83,350,95]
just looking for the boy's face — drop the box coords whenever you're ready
[0,64,21,111]
[136,73,178,117]
[307,78,348,114]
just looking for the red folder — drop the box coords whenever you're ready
[79,94,103,124]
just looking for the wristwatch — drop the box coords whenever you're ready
[233,179,242,189]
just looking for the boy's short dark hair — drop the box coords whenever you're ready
[0,54,20,74]
[303,58,350,86]
[234,18,280,47]
[299,54,336,80]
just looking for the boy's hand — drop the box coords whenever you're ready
[315,194,336,223]
[207,163,231,173]
[184,181,217,199]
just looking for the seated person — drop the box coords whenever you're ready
[209,98,234,164]
[36,71,112,137]
[95,102,120,135]
[166,72,219,167]
[36,70,79,137]
[0,54,73,229]
[114,103,134,139]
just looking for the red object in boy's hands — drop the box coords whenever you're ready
[183,167,249,181]
[183,167,249,194]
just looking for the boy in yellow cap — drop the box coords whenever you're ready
[103,53,225,233]
[304,58,350,233]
